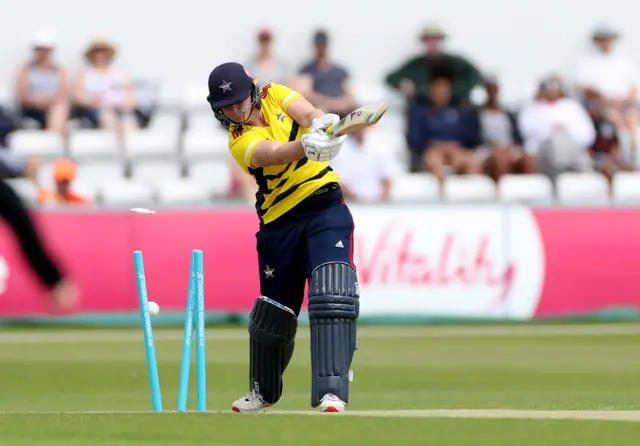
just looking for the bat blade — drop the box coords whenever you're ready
[325,103,388,137]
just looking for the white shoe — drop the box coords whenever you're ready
[231,390,272,413]
[319,393,346,413]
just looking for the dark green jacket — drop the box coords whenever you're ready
[385,53,483,105]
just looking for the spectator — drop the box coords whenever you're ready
[72,38,137,133]
[518,75,596,180]
[576,25,640,162]
[292,30,356,117]
[244,28,292,86]
[407,64,482,181]
[385,22,483,106]
[585,92,633,181]
[330,126,397,203]
[37,159,90,206]
[477,75,533,182]
[15,30,69,134]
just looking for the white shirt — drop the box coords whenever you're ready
[518,98,596,154]
[83,65,128,107]
[330,132,397,201]
[576,49,638,100]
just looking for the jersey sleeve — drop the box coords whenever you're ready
[267,83,301,113]
[229,129,264,173]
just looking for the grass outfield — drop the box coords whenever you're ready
[0,324,639,445]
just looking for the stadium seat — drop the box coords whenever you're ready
[156,179,212,206]
[68,130,121,161]
[156,83,184,111]
[611,171,640,204]
[5,179,39,205]
[37,161,55,187]
[443,175,497,202]
[555,172,610,206]
[182,83,210,112]
[76,160,126,188]
[189,110,221,133]
[100,179,155,207]
[390,173,440,202]
[146,111,182,141]
[182,128,228,161]
[71,181,101,203]
[124,130,178,161]
[188,160,232,196]
[498,174,554,205]
[7,130,65,160]
[131,160,183,186]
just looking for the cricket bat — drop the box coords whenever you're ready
[324,103,388,137]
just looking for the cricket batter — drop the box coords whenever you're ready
[206,62,359,413]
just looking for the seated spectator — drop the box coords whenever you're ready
[330,126,397,203]
[576,25,640,158]
[385,22,483,107]
[518,75,596,180]
[72,38,137,133]
[37,158,90,206]
[407,66,481,181]
[244,28,292,86]
[586,92,633,180]
[15,30,69,134]
[291,30,356,117]
[477,75,534,182]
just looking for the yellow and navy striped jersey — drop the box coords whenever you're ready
[228,83,340,224]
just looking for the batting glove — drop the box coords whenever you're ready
[302,130,346,162]
[311,113,341,132]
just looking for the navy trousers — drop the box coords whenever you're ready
[256,186,355,315]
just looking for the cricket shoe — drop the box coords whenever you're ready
[232,390,272,413]
[319,393,346,413]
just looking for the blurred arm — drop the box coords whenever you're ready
[286,95,325,127]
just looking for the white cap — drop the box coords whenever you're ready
[31,29,56,48]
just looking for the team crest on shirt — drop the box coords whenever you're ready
[276,112,285,122]
[263,266,275,279]
[219,81,232,93]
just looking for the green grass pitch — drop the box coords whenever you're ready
[0,323,639,445]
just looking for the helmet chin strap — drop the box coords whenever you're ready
[211,83,262,128]
[226,107,261,126]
